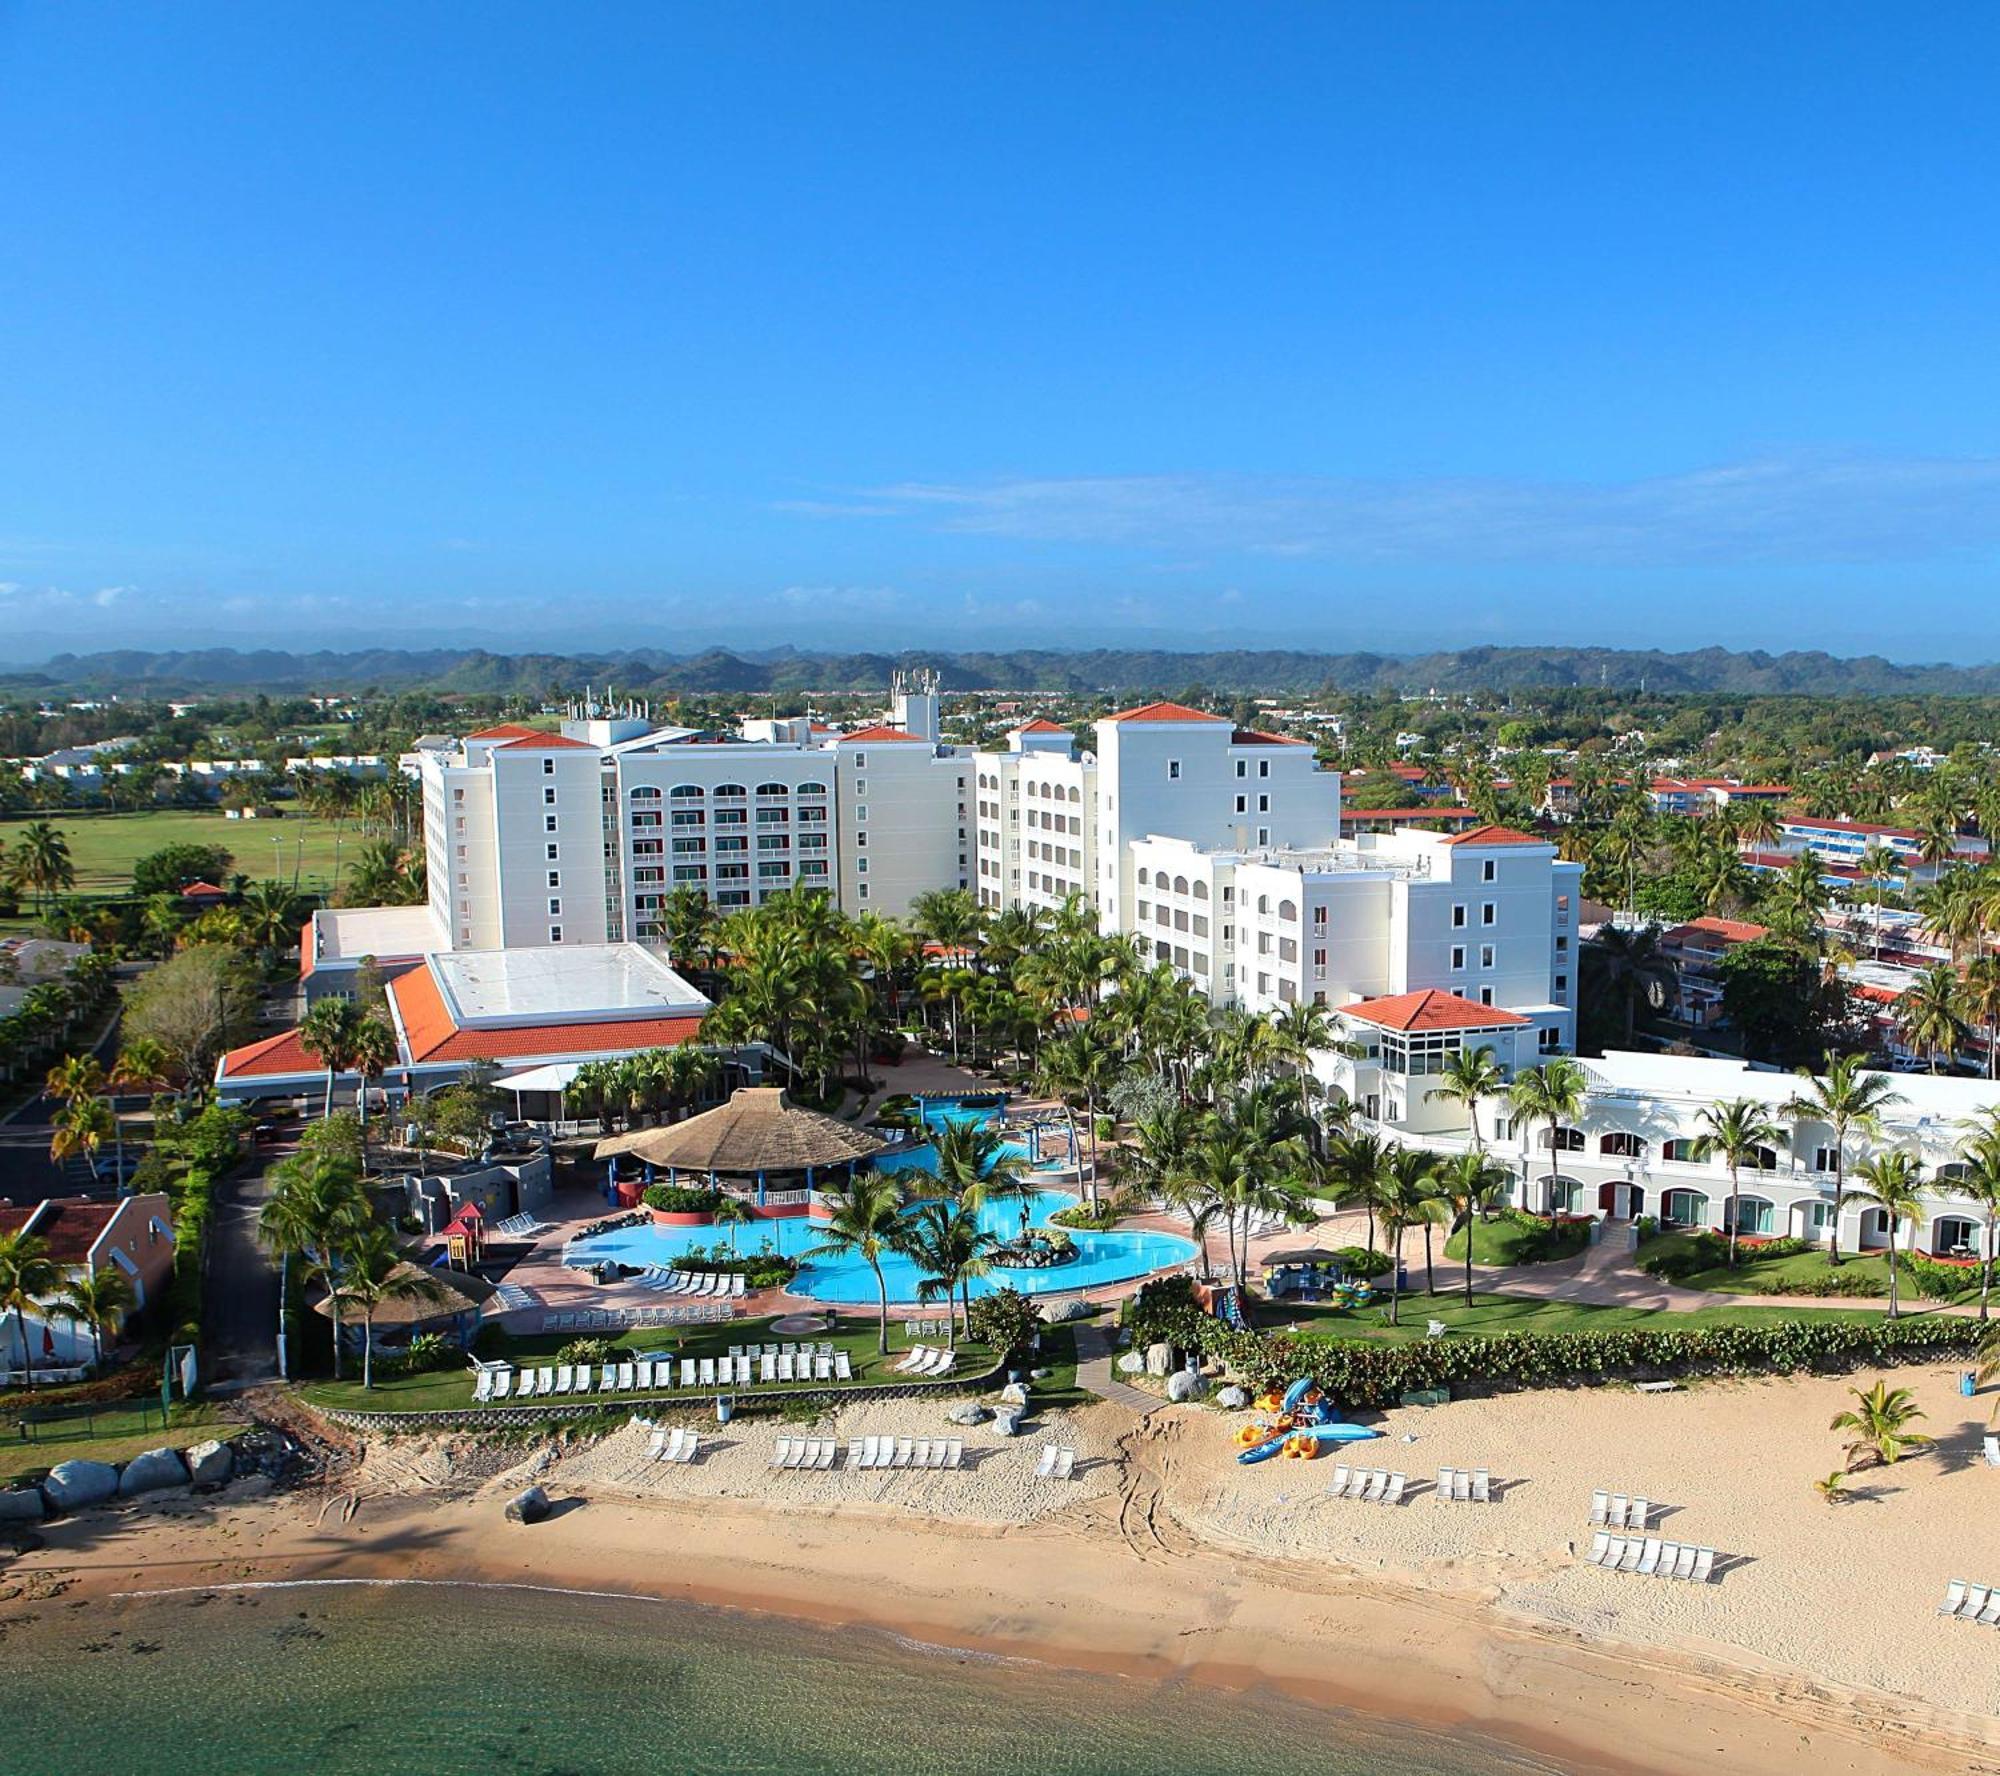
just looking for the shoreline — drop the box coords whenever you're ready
[12,1402,1999,1776]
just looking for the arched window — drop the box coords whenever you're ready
[668,784,703,799]
[1936,1161,1975,1183]
[1544,1176,1584,1213]
[797,781,828,796]
[1277,899,1298,922]
[1068,786,1080,803]
[714,782,747,798]
[1935,1216,1979,1256]
[755,781,789,797]
[1136,867,1150,886]
[1661,1138,1698,1163]
[1599,1132,1644,1158]
[1193,881,1209,901]
[1749,1144,1779,1171]
[1728,1196,1776,1235]
[629,785,662,800]
[1661,1188,1709,1228]
[1172,875,1189,896]
[1257,894,1271,915]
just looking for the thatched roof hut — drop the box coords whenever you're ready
[311,1262,495,1349]
[593,1086,888,1179]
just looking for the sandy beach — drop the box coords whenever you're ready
[7,1366,1999,1776]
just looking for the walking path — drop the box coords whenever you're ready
[1073,1320,1158,1414]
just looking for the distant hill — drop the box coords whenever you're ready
[8,642,2000,698]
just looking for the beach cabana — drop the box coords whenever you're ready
[593,1085,887,1209]
[311,1263,495,1355]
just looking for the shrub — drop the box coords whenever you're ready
[1641,1232,1816,1281]
[1050,1200,1122,1232]
[1489,1210,1591,1264]
[1325,1245,1393,1280]
[641,1183,723,1215]
[1895,1252,1979,1302]
[558,1336,617,1367]
[967,1287,1043,1361]
[1763,1272,1884,1298]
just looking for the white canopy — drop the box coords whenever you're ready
[491,1061,586,1096]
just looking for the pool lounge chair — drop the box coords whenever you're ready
[813,1441,837,1471]
[776,1354,794,1381]
[731,1273,747,1297]
[1671,1544,1698,1581]
[784,1440,810,1471]
[1689,1547,1715,1583]
[1358,1470,1387,1504]
[859,1436,884,1469]
[893,1345,930,1374]
[675,1433,701,1465]
[814,1356,833,1381]
[1589,1489,1610,1526]
[697,1358,716,1386]
[472,1369,493,1403]
[1628,1497,1650,1532]
[1434,1466,1457,1500]
[1617,1539,1645,1574]
[834,1351,852,1381]
[680,1359,697,1387]
[847,1439,867,1469]
[1976,1589,2000,1626]
[1584,1532,1611,1567]
[1959,1584,1992,1620]
[943,1439,962,1470]
[491,1369,512,1400]
[1329,1463,1352,1497]
[1452,1469,1472,1503]
[1940,1579,1970,1616]
[927,1351,956,1380]
[538,1367,557,1395]
[1608,1492,1629,1528]
[552,1365,573,1395]
[660,1429,685,1463]
[600,1363,618,1391]
[913,1440,933,1468]
[649,1429,670,1462]
[760,1355,778,1383]
[770,1439,793,1469]
[515,1370,538,1399]
[1637,1538,1663,1576]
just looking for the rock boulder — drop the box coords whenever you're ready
[1116,1351,1146,1376]
[946,1401,988,1426]
[505,1485,551,1525]
[119,1448,190,1496]
[991,1407,1024,1438]
[42,1460,120,1513]
[184,1439,235,1487]
[1215,1385,1250,1410]
[0,1486,45,1523]
[1144,1342,1174,1378]
[997,1381,1030,1407]
[1165,1370,1204,1404]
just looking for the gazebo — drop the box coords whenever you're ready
[594,1085,888,1211]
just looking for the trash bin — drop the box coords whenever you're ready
[1396,1264,1409,1292]
[716,1397,734,1424]
[1962,1370,1978,1398]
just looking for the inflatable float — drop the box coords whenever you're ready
[1234,1377,1380,1464]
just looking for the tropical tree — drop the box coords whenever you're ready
[297,997,365,1119]
[804,1171,906,1355]
[1425,1046,1505,1149]
[238,879,305,958]
[710,1194,754,1255]
[1894,962,1967,1074]
[1585,924,1678,1045]
[331,1224,447,1390]
[1326,1129,1394,1251]
[1829,1380,1934,1470]
[1964,955,2000,1080]
[1433,1149,1512,1303]
[1375,1149,1438,1327]
[1036,1027,1119,1205]
[1947,1131,2000,1322]
[1691,1097,1785,1266]
[1780,1054,1902,1268]
[891,1198,1000,1346]
[1849,1149,1928,1320]
[12,821,75,913]
[1857,841,1902,958]
[49,1095,115,1181]
[0,1229,60,1387]
[55,1264,138,1368]
[348,1014,400,1151]
[257,1152,369,1378]
[44,1052,106,1109]
[1505,1058,1589,1208]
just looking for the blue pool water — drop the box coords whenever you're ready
[572,1183,1195,1304]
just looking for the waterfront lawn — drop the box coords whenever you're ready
[1442,1213,1590,1268]
[0,1399,239,1489]
[1029,1319,1088,1408]
[1637,1232,1979,1303]
[0,808,352,898]
[1260,1291,1893,1345]
[300,1312,995,1415]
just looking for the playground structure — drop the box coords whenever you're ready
[1234,1376,1382,1465]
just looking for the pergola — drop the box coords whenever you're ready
[594,1086,889,1206]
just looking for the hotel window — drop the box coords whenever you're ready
[1481,903,1496,925]
[1312,906,1326,929]
[1257,827,1269,846]
[1258,759,1270,778]
[545,814,558,833]
[1451,945,1466,970]
[1555,974,1568,995]
[852,754,865,769]
[549,924,563,943]
[1814,1145,1839,1172]
[1235,795,1247,814]
[548,897,561,916]
[547,871,560,888]
[1479,986,1494,1006]
[1556,936,1569,954]
[1235,760,1247,778]
[544,786,557,805]
[1257,794,1269,813]
[857,857,869,872]
[1452,904,1466,927]
[546,843,559,861]
[1480,945,1495,968]
[1168,760,1181,779]
[542,758,555,775]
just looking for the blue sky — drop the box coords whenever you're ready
[3,3,1999,661]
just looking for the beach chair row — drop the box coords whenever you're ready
[731,1341,835,1359]
[889,1345,958,1378]
[1435,1466,1492,1504]
[1329,1465,1407,1505]
[899,1317,951,1338]
[852,1436,962,1470]
[1939,1580,2000,1624]
[644,1268,749,1299]
[1584,1534,1714,1582]
[1034,1443,1077,1481]
[1589,1489,1651,1531]
[646,1427,702,1464]
[492,1213,547,1238]
[760,1352,853,1383]
[537,1303,732,1333]
[771,1437,840,1471]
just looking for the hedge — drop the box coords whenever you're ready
[1124,1279,1984,1409]
[641,1183,723,1214]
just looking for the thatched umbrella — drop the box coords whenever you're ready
[594,1086,888,1200]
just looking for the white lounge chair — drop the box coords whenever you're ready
[1940,1579,1970,1616]
[1672,1544,1698,1581]
[680,1359,696,1386]
[1382,1473,1407,1506]
[943,1439,962,1470]
[1329,1463,1352,1497]
[1471,1468,1491,1504]
[1608,1492,1630,1528]
[1589,1488,1610,1526]
[1654,1540,1681,1578]
[553,1365,573,1395]
[1986,1436,2000,1468]
[660,1428,685,1463]
[1619,1539,1646,1574]
[600,1363,618,1391]
[731,1273,747,1298]
[654,1363,675,1389]
[770,1438,793,1469]
[1960,1583,1992,1620]
[893,1438,914,1469]
[537,1367,556,1395]
[491,1369,512,1399]
[1637,1538,1663,1576]
[1452,1469,1471,1503]
[913,1440,933,1468]
[618,1362,636,1390]
[814,1441,837,1471]
[1978,1591,2000,1627]
[928,1351,956,1380]
[1425,1319,1448,1338]
[1052,1447,1075,1480]
[785,1440,810,1471]
[1035,1445,1059,1480]
[1689,1547,1715,1584]
[1585,1531,1611,1566]
[515,1369,538,1399]
[1358,1470,1386,1504]
[834,1351,852,1381]
[698,1358,716,1386]
[815,1356,833,1381]
[472,1369,493,1403]
[1628,1497,1650,1532]
[677,1433,701,1464]
[649,1429,670,1462]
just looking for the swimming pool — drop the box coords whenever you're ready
[568,1184,1196,1304]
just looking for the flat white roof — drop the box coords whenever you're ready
[311,904,446,964]
[1583,1048,2000,1126]
[430,942,711,1028]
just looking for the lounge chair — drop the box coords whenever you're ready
[1637,1538,1663,1576]
[1471,1468,1491,1504]
[731,1273,747,1297]
[1986,1436,2000,1468]
[1628,1497,1650,1532]
[1619,1539,1646,1574]
[1425,1319,1448,1338]
[770,1438,793,1469]
[1330,1463,1352,1497]
[618,1362,636,1390]
[1689,1547,1715,1584]
[1960,1584,1992,1621]
[815,1356,833,1381]
[943,1439,962,1470]
[814,1441,837,1471]
[1584,1531,1611,1566]
[1671,1544,1698,1581]
[760,1355,778,1383]
[515,1369,538,1399]
[1435,1465,1457,1500]
[537,1367,556,1395]
[677,1433,701,1464]
[785,1440,810,1471]
[553,1365,573,1395]
[680,1359,697,1386]
[1036,1445,1060,1480]
[1608,1492,1629,1529]
[891,1346,923,1374]
[649,1429,670,1461]
[491,1369,512,1399]
[1452,1469,1472,1503]
[1940,1579,1970,1616]
[1978,1592,2000,1627]
[928,1352,957,1380]
[1052,1447,1075,1481]
[600,1363,618,1391]
[893,1438,914,1469]
[1381,1473,1406,1506]
[834,1352,852,1381]
[472,1369,493,1403]
[698,1358,716,1386]
[1589,1489,1610,1526]
[777,1354,795,1381]
[1359,1470,1387,1504]
[660,1428,685,1462]
[654,1364,675,1389]
[913,1440,933,1468]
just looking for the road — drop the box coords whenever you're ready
[201,1146,288,1387]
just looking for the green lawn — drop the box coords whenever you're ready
[1442,1214,1591,1267]
[300,1312,996,1415]
[0,1399,239,1488]
[1,808,355,899]
[1030,1319,1089,1407]
[1637,1231,1981,1303]
[1259,1290,1897,1345]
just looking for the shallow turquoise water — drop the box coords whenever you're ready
[571,1185,1198,1303]
[2,1580,1568,1776]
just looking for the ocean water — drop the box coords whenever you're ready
[3,1580,1567,1776]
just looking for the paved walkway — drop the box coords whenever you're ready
[1073,1320,1158,1413]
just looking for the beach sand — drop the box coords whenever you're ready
[6,1366,1999,1776]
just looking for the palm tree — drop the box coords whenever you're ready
[1425,1046,1504,1148]
[1505,1058,1589,1211]
[348,1015,399,1154]
[1433,1149,1512,1303]
[1894,963,1967,1074]
[44,1052,106,1109]
[710,1194,753,1255]
[1948,1132,2000,1322]
[331,1224,446,1390]
[13,821,75,913]
[1586,924,1678,1045]
[1375,1149,1438,1327]
[1850,1150,1927,1319]
[1691,1097,1784,1266]
[1327,1129,1394,1251]
[0,1229,60,1387]
[55,1264,137,1368]
[891,1199,1000,1346]
[297,997,365,1119]
[1829,1379,1934,1469]
[804,1171,906,1355]
[49,1096,115,1182]
[257,1153,369,1378]
[1765,851,1830,940]
[1857,841,1902,959]
[1964,956,2000,1080]
[238,879,304,958]
[1780,1054,1902,1267]
[1036,1028,1119,1205]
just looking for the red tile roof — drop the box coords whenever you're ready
[835,725,925,744]
[1664,916,1770,947]
[498,731,594,750]
[1011,718,1068,734]
[387,963,705,1064]
[19,1199,122,1265]
[1342,989,1531,1032]
[179,881,228,897]
[466,723,551,741]
[1104,700,1226,724]
[217,1026,323,1080]
[1442,824,1548,847]
[1229,727,1305,746]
